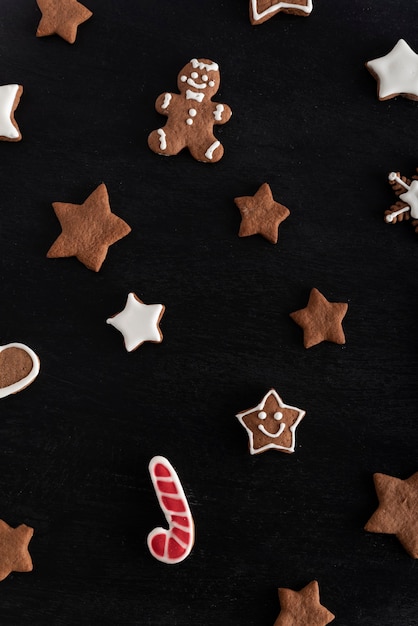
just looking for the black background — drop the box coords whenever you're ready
[1,1,418,624]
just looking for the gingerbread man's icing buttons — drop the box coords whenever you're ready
[148,58,232,163]
[236,388,305,454]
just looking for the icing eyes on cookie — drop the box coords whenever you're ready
[258,411,267,419]
[274,412,283,420]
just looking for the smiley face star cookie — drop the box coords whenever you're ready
[236,388,305,455]
[106,292,165,352]
[36,0,92,44]
[274,581,335,626]
[365,471,418,558]
[0,85,23,142]
[366,39,418,101]
[250,0,313,25]
[46,183,131,272]
[289,288,348,349]
[234,183,290,244]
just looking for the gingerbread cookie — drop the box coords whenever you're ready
[0,85,23,142]
[365,471,418,558]
[289,288,348,349]
[106,293,165,352]
[0,343,40,399]
[0,520,34,581]
[236,388,305,454]
[36,0,93,44]
[46,183,131,272]
[234,182,290,243]
[148,58,232,163]
[147,456,195,564]
[366,39,418,101]
[385,170,418,233]
[250,0,313,24]
[274,581,335,626]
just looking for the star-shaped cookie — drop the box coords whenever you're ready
[289,288,348,349]
[46,183,131,272]
[236,388,305,454]
[234,183,290,244]
[274,581,335,626]
[365,471,418,558]
[366,39,418,101]
[0,520,34,581]
[250,0,313,25]
[106,292,165,352]
[36,0,92,44]
[0,85,23,142]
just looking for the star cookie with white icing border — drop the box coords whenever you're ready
[236,388,305,455]
[250,0,313,25]
[366,39,418,101]
[36,0,92,44]
[106,292,165,352]
[0,85,23,142]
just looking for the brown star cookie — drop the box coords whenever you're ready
[289,288,348,349]
[365,471,418,558]
[0,520,34,581]
[274,581,335,626]
[36,0,92,44]
[236,388,305,454]
[47,183,131,272]
[234,183,290,244]
[250,0,313,25]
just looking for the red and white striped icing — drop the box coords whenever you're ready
[147,456,195,564]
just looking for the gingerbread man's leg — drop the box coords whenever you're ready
[188,134,224,163]
[148,126,185,156]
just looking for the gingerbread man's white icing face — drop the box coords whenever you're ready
[177,58,220,100]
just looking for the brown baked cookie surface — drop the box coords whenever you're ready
[0,343,40,399]
[47,183,131,272]
[365,471,418,558]
[36,0,92,44]
[0,520,34,582]
[290,288,348,349]
[274,581,335,626]
[234,182,290,243]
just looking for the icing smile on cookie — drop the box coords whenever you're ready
[257,410,286,437]
[236,389,306,455]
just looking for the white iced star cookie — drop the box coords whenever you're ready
[0,84,23,141]
[106,292,165,352]
[366,39,418,101]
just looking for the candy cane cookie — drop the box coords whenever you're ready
[147,456,195,564]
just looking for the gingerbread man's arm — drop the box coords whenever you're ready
[155,92,179,115]
[211,102,232,125]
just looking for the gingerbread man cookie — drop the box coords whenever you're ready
[148,58,232,163]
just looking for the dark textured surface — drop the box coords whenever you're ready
[1,1,418,624]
